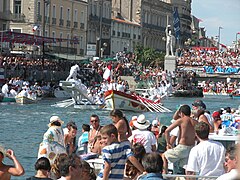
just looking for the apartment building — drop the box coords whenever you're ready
[7,0,88,56]
[87,0,112,57]
[111,18,141,54]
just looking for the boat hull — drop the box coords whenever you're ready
[104,90,148,112]
[2,97,16,102]
[15,96,37,104]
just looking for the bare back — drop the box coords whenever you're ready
[178,116,196,146]
[115,119,131,142]
[0,164,12,180]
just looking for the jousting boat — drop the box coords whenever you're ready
[104,90,171,112]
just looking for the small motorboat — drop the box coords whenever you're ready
[15,96,38,104]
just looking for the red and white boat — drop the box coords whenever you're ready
[104,90,171,112]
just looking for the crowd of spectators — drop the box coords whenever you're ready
[176,48,240,68]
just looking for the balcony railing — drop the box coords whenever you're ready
[11,13,25,22]
[59,19,64,26]
[74,22,78,28]
[80,23,84,29]
[66,20,71,27]
[52,17,56,25]
[37,15,42,22]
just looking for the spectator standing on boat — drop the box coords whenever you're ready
[38,116,66,165]
[77,124,90,155]
[26,157,52,180]
[137,152,164,180]
[151,119,160,139]
[216,145,238,180]
[186,122,225,177]
[129,114,157,153]
[212,111,222,133]
[63,121,77,136]
[157,126,168,154]
[0,146,25,180]
[192,99,214,132]
[110,109,132,142]
[221,107,234,128]
[57,154,83,180]
[88,114,102,154]
[162,105,196,174]
[124,143,146,180]
[97,124,144,180]
[64,122,78,155]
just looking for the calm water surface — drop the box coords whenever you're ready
[0,96,239,179]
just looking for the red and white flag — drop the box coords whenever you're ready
[103,64,112,82]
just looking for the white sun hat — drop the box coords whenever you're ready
[133,114,150,130]
[48,116,64,126]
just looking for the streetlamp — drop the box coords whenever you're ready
[236,32,240,50]
[42,0,50,67]
[218,26,223,50]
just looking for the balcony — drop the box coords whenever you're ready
[66,20,71,27]
[80,23,84,29]
[180,14,192,22]
[37,15,42,22]
[74,22,78,28]
[59,19,64,26]
[52,17,56,25]
[11,13,25,22]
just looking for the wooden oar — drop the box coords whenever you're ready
[137,96,160,112]
[135,96,154,112]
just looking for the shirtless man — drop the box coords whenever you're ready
[162,104,197,174]
[0,147,25,180]
[88,114,102,154]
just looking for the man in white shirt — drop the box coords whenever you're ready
[186,122,225,177]
[217,145,239,180]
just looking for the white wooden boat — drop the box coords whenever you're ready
[54,89,71,99]
[104,90,171,112]
[15,96,38,104]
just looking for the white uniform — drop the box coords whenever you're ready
[66,64,80,81]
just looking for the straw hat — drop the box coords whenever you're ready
[48,116,64,127]
[133,114,150,130]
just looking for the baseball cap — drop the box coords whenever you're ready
[192,99,206,109]
[212,111,220,119]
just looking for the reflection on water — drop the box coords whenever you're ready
[0,97,239,179]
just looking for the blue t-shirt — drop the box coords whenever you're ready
[138,173,164,180]
[80,132,89,144]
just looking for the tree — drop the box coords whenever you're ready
[134,45,165,68]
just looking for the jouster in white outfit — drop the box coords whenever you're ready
[66,64,80,81]
[186,140,225,176]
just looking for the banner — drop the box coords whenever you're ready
[204,66,240,74]
[173,7,181,40]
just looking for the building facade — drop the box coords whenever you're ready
[6,0,88,56]
[111,18,141,55]
[87,0,112,57]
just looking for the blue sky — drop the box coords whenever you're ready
[191,0,240,46]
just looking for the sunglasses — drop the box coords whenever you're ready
[90,120,98,123]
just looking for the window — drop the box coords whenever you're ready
[67,8,70,20]
[14,0,21,14]
[60,6,63,19]
[52,31,56,44]
[67,33,70,46]
[80,11,84,23]
[45,2,49,17]
[52,5,56,18]
[37,1,40,16]
[74,9,78,22]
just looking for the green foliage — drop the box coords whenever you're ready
[134,45,165,68]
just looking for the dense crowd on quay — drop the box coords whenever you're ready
[1,47,240,179]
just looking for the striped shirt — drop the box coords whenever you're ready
[97,141,133,180]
